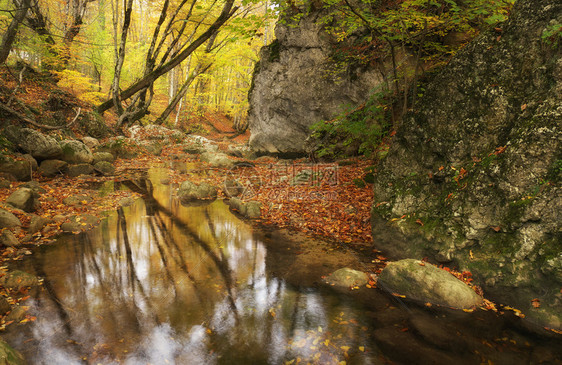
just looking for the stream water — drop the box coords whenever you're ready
[3,168,562,364]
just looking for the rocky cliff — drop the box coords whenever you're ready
[372,0,561,329]
[248,10,383,155]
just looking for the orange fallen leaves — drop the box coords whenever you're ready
[531,298,540,308]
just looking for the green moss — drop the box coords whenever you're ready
[267,40,281,63]
[61,143,75,156]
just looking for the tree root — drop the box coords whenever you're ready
[0,101,81,130]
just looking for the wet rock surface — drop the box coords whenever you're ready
[371,0,562,329]
[378,259,482,309]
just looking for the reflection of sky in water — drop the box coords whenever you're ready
[6,170,374,364]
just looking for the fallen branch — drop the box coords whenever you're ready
[0,101,81,130]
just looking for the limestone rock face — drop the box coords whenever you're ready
[248,10,383,155]
[371,0,562,329]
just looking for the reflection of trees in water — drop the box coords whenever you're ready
[25,176,361,363]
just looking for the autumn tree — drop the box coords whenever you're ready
[98,0,241,129]
[0,0,32,64]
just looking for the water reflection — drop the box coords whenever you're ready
[7,169,375,364]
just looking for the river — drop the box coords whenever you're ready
[3,167,561,364]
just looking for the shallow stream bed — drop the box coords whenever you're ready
[3,168,561,364]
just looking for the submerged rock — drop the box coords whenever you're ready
[378,259,482,309]
[227,198,261,219]
[325,268,368,288]
[0,270,40,291]
[61,214,99,233]
[0,340,25,365]
[371,0,562,329]
[177,181,218,202]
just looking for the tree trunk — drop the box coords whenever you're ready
[111,0,135,119]
[0,0,31,64]
[155,63,211,125]
[96,0,237,114]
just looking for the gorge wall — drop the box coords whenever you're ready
[372,0,561,329]
[247,10,383,155]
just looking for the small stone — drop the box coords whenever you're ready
[325,268,368,288]
[0,230,20,247]
[245,201,262,218]
[6,187,39,212]
[38,160,68,177]
[5,305,28,322]
[0,296,12,315]
[66,163,94,177]
[94,161,115,175]
[92,152,115,164]
[28,214,51,234]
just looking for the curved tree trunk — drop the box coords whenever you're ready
[0,0,32,64]
[96,0,237,114]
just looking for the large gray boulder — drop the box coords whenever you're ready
[60,139,94,164]
[3,126,62,160]
[371,0,562,329]
[0,208,21,228]
[247,9,383,155]
[378,259,482,309]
